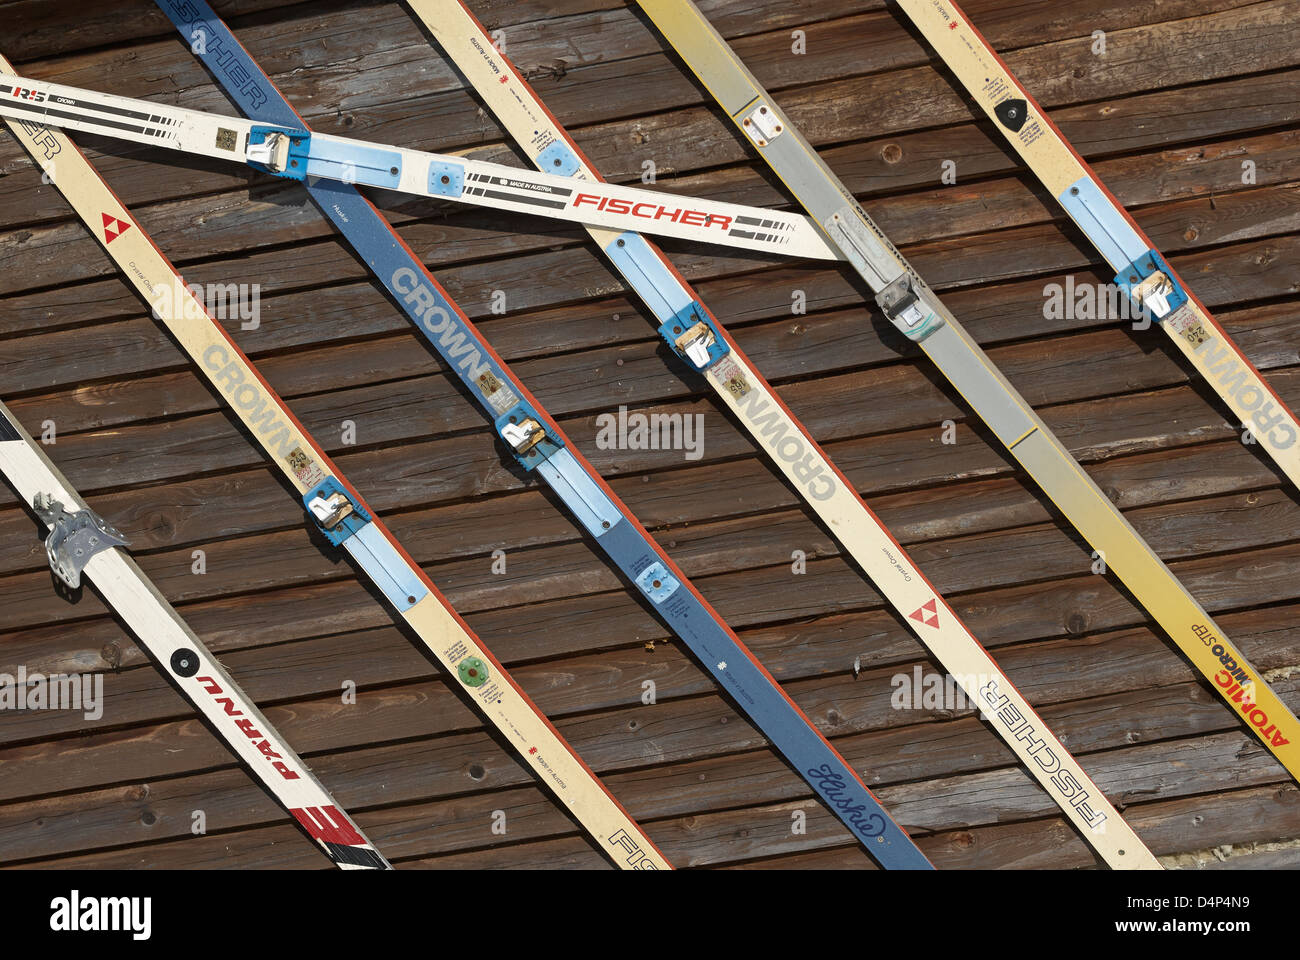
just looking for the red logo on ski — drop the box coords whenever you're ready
[909,599,940,629]
[101,212,131,244]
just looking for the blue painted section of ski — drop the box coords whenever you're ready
[160,0,930,869]
[1058,175,1147,272]
[300,478,426,612]
[604,230,694,322]
[537,140,581,177]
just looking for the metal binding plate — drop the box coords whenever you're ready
[874,273,945,342]
[32,493,129,589]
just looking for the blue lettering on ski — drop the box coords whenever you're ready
[805,763,888,838]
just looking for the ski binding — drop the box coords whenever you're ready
[1114,249,1189,321]
[32,493,129,589]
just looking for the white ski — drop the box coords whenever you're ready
[0,402,388,869]
[0,72,837,260]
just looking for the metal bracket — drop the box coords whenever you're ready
[303,477,370,546]
[740,101,784,148]
[33,493,129,589]
[635,561,680,604]
[535,448,623,538]
[1114,249,1189,322]
[495,401,563,470]
[1058,175,1146,271]
[658,302,728,371]
[247,125,311,180]
[248,127,402,189]
[874,273,944,342]
[605,230,696,323]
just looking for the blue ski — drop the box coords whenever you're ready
[157,0,931,869]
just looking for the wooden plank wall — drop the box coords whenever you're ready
[0,0,1297,869]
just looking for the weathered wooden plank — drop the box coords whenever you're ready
[1,428,1294,643]
[12,719,1293,868]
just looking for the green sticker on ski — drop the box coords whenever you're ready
[458,657,489,687]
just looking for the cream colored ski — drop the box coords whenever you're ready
[1,52,668,871]
[898,0,1300,493]
[406,0,1160,869]
[634,0,1300,785]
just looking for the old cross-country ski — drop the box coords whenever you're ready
[0,50,670,872]
[153,0,932,869]
[633,0,1300,783]
[0,401,387,870]
[896,0,1300,494]
[403,0,1159,869]
[0,71,835,260]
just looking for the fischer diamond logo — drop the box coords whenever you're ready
[909,599,940,629]
[101,212,132,244]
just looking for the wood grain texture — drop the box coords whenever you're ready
[0,0,1296,868]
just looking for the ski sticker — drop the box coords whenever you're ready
[909,599,940,629]
[287,446,327,488]
[458,656,489,687]
[101,212,131,243]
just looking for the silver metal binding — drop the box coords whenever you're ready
[33,493,129,589]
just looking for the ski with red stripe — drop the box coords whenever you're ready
[1,47,670,872]
[402,0,1160,870]
[155,0,931,868]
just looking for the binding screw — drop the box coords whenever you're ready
[441,175,450,184]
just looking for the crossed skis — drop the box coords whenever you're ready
[0,0,1291,869]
